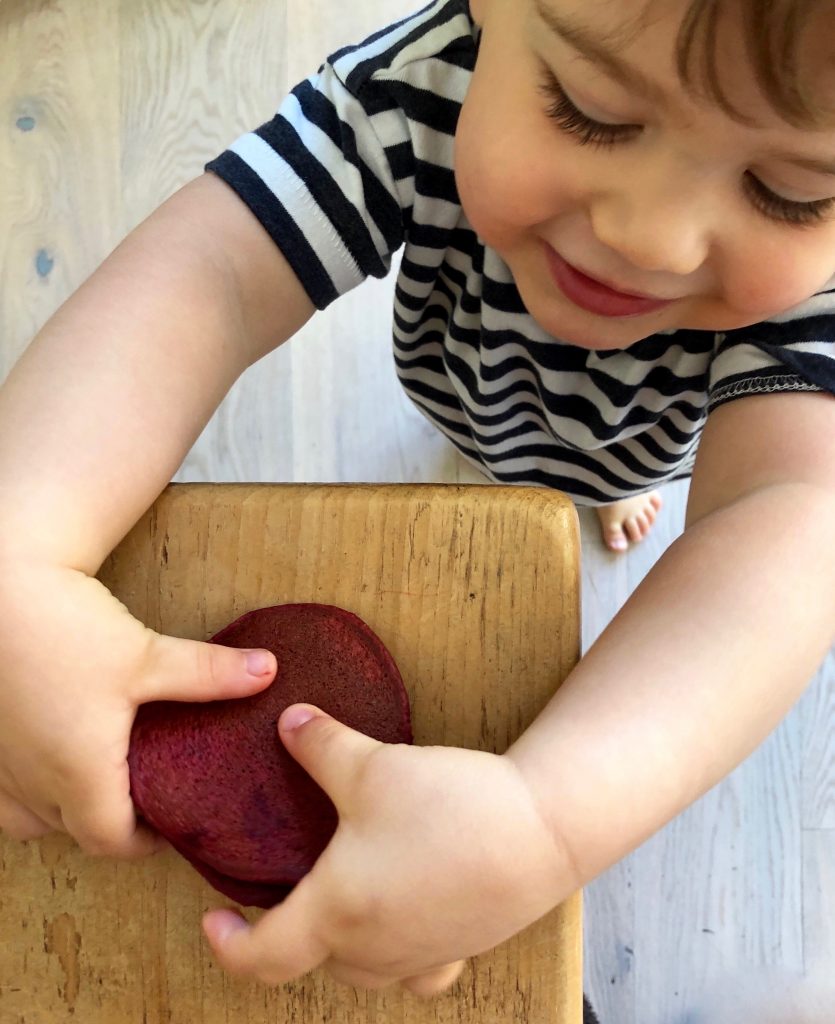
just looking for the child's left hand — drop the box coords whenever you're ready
[202,703,568,996]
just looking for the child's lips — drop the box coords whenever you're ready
[543,244,677,318]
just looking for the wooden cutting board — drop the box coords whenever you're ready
[0,482,582,1023]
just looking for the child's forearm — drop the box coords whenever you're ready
[0,175,312,576]
[0,179,246,574]
[506,482,835,887]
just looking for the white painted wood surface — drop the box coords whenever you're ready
[1,1,832,1020]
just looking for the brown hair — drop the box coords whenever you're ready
[675,0,835,127]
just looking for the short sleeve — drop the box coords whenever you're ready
[205,62,411,310]
[708,286,835,412]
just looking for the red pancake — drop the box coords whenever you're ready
[128,603,411,907]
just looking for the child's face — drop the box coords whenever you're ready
[455,0,835,349]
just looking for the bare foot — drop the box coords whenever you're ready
[596,492,663,553]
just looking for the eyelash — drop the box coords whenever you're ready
[536,68,835,228]
[742,173,834,227]
[537,69,638,148]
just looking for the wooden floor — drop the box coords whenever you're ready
[1,1,832,1021]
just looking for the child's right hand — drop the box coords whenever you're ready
[0,560,277,859]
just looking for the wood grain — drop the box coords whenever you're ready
[1,0,833,1021]
[0,482,582,1023]
[0,0,121,375]
[579,492,835,1024]
[803,829,835,958]
[802,649,835,830]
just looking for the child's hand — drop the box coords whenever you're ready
[0,562,276,858]
[202,704,567,997]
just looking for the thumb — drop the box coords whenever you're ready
[278,704,381,808]
[136,634,277,703]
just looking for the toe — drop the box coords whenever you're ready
[624,516,643,543]
[603,526,628,553]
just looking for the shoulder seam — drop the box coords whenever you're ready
[710,373,822,410]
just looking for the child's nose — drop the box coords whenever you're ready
[589,185,712,280]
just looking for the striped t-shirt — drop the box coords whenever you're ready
[206,0,835,506]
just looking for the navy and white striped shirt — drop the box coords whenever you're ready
[206,0,835,505]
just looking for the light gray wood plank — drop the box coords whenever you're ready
[632,705,804,1019]
[578,481,689,656]
[287,0,415,79]
[0,0,122,375]
[119,0,291,227]
[803,828,835,965]
[581,482,834,1023]
[801,650,835,830]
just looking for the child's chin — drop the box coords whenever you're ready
[529,305,663,350]
[686,962,835,1024]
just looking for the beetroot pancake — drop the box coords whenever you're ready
[128,603,411,908]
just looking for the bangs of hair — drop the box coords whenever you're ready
[675,0,834,127]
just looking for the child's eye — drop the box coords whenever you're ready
[536,65,835,229]
[742,172,835,228]
[537,67,640,148]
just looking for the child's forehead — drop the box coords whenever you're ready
[534,0,835,132]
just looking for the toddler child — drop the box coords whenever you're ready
[0,0,833,1008]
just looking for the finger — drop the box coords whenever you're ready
[61,763,167,859]
[277,705,382,810]
[135,634,277,704]
[402,960,467,997]
[0,788,55,841]
[203,876,329,986]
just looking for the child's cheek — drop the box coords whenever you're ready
[454,105,507,246]
[455,97,543,250]
[721,239,835,321]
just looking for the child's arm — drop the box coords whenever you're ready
[200,389,834,996]
[506,389,835,883]
[0,173,314,573]
[0,173,314,856]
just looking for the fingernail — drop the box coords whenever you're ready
[281,705,319,731]
[245,650,274,677]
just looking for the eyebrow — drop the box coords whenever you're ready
[532,0,669,107]
[533,0,835,178]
